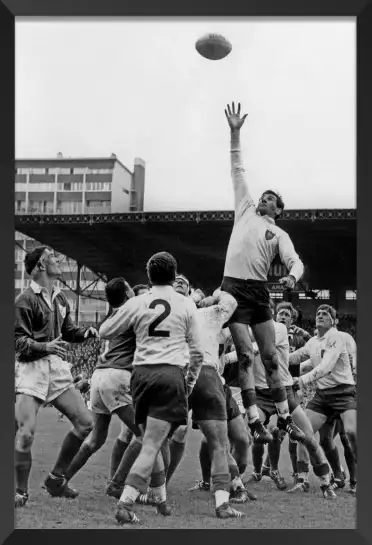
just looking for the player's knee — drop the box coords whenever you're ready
[74,416,93,439]
[172,424,188,444]
[17,428,35,451]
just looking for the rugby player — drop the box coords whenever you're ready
[15,246,97,507]
[289,304,357,495]
[224,321,335,498]
[133,284,150,297]
[62,278,142,487]
[99,252,204,524]
[262,302,311,481]
[221,102,305,443]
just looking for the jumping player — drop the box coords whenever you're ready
[221,102,305,443]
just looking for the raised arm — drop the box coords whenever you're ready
[99,299,135,340]
[198,290,237,327]
[224,102,255,220]
[185,306,205,395]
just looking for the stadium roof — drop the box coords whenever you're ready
[15,208,356,291]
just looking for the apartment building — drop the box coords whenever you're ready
[15,154,146,325]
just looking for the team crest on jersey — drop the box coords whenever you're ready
[265,230,276,241]
[57,303,67,319]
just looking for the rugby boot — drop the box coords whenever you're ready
[106,480,124,499]
[261,464,271,477]
[15,491,28,508]
[249,420,273,444]
[156,501,172,516]
[188,480,211,492]
[277,416,305,443]
[249,471,262,483]
[269,469,287,491]
[44,473,79,499]
[348,481,357,495]
[321,484,337,500]
[115,501,140,525]
[216,502,245,519]
[137,488,156,505]
[230,486,257,503]
[330,475,346,490]
[287,477,310,493]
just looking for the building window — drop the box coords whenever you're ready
[15,247,24,262]
[56,201,83,214]
[28,201,54,214]
[29,168,46,175]
[28,182,55,191]
[49,168,73,175]
[316,290,330,300]
[15,183,27,191]
[86,182,112,191]
[17,168,30,175]
[15,201,27,213]
[73,167,89,174]
[346,290,357,300]
[89,169,113,174]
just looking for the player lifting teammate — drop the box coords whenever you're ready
[221,102,305,444]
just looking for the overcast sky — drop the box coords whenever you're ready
[16,18,356,211]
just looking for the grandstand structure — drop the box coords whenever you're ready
[15,207,356,320]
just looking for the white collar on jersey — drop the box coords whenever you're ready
[30,280,61,300]
[257,212,275,225]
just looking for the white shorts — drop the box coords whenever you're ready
[90,368,132,415]
[15,355,74,404]
[230,386,245,415]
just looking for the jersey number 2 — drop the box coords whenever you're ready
[148,299,171,337]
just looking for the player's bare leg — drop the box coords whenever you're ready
[14,394,42,507]
[288,408,335,499]
[227,415,256,501]
[340,409,357,494]
[116,417,172,525]
[110,422,134,479]
[197,420,244,518]
[166,422,189,485]
[229,322,273,443]
[336,418,357,492]
[252,320,305,443]
[44,387,93,499]
[319,420,345,489]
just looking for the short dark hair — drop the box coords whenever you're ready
[24,245,49,276]
[276,301,298,321]
[146,252,177,286]
[133,284,149,296]
[317,304,337,321]
[105,277,129,308]
[262,190,285,218]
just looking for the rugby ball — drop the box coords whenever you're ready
[195,33,232,61]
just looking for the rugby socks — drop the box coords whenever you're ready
[110,438,130,479]
[121,473,147,504]
[119,484,140,505]
[149,470,167,503]
[288,439,298,475]
[15,450,32,494]
[324,446,343,481]
[268,429,282,471]
[112,438,142,486]
[343,445,357,484]
[199,440,212,484]
[252,441,264,474]
[51,430,84,477]
[313,463,331,486]
[215,489,230,508]
[161,439,171,476]
[273,399,290,420]
[241,389,259,423]
[297,461,310,483]
[64,443,94,481]
[166,439,186,484]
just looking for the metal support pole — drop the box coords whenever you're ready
[75,262,82,324]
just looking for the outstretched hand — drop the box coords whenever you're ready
[224,102,248,131]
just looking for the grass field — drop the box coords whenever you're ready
[15,407,356,530]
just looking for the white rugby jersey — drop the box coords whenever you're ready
[223,147,304,282]
[197,292,237,373]
[339,331,357,374]
[289,327,354,390]
[99,285,204,369]
[253,321,293,389]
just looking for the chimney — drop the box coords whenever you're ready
[57,152,63,158]
[131,158,146,212]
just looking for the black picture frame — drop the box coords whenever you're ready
[1,1,370,544]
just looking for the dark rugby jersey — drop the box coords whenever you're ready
[15,284,88,363]
[288,326,311,377]
[95,328,136,372]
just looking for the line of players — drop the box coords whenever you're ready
[14,101,357,524]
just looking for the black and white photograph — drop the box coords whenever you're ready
[13,16,357,530]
